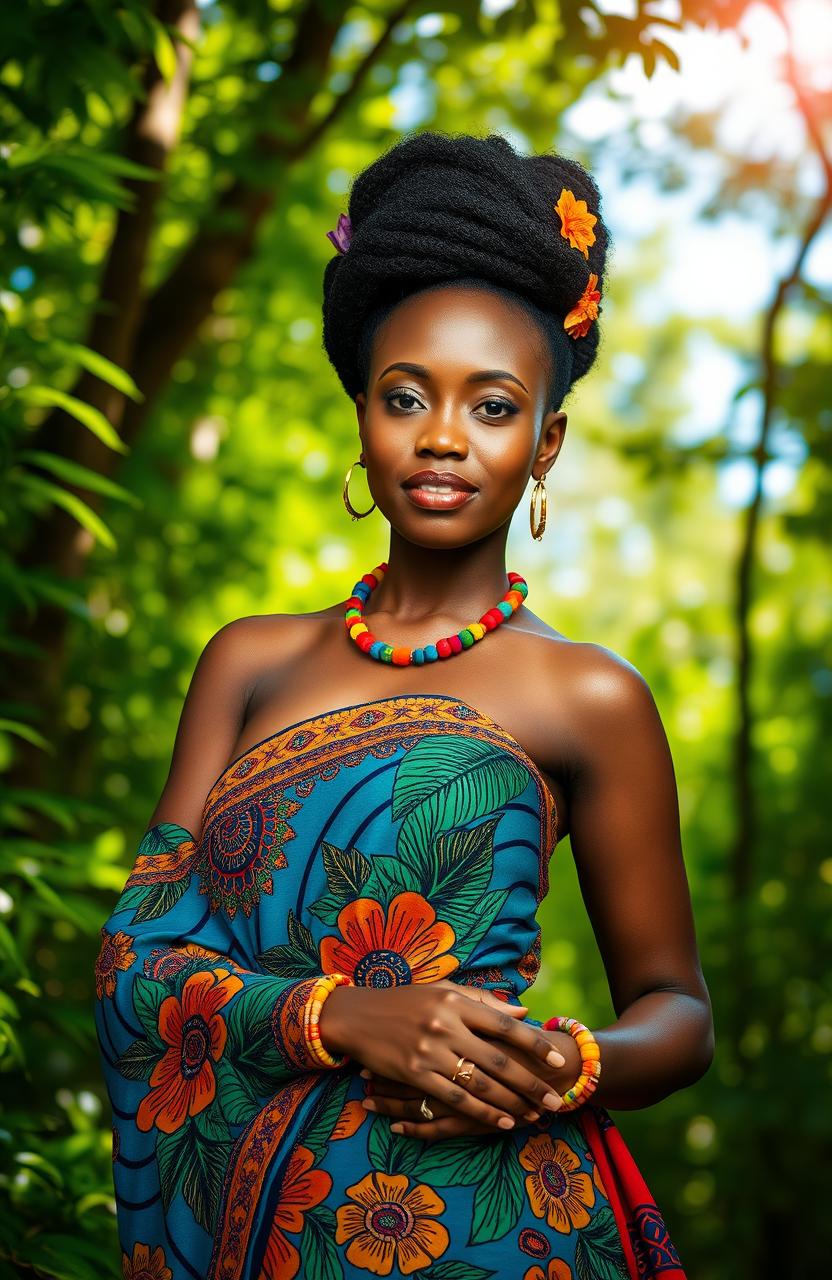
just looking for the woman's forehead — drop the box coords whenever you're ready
[372,288,545,375]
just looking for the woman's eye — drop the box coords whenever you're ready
[480,398,519,419]
[385,389,422,411]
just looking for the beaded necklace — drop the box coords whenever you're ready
[344,562,528,666]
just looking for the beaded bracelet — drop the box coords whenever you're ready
[302,972,354,1068]
[552,1016,601,1112]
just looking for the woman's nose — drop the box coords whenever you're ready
[414,414,469,459]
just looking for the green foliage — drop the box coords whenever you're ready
[1,1,830,1276]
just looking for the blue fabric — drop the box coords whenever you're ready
[95,694,629,1280]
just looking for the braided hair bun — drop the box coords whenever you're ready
[322,130,610,411]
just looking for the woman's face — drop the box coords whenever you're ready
[355,285,567,550]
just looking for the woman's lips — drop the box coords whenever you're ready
[399,481,476,506]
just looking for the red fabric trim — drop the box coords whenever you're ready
[543,1016,688,1278]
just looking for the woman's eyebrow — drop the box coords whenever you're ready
[377,361,528,393]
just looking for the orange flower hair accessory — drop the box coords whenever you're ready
[554,188,597,259]
[563,273,601,340]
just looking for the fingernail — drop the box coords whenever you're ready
[390,1123,403,1133]
[498,1116,515,1129]
[543,1092,562,1109]
[524,1110,541,1121]
[359,1068,371,1078]
[363,1099,377,1111]
[546,1050,565,1067]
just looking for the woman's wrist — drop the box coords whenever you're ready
[544,1029,583,1096]
[316,983,362,1058]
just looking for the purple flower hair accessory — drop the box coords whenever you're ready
[326,213,352,254]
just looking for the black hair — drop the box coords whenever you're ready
[322,130,611,413]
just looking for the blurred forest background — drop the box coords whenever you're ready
[1,0,830,1276]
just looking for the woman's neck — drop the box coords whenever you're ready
[367,525,513,623]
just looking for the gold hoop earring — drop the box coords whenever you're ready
[343,459,376,521]
[530,474,548,541]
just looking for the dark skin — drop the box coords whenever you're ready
[150,284,714,1142]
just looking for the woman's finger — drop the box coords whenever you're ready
[390,1114,499,1141]
[409,1040,558,1130]
[456,993,566,1067]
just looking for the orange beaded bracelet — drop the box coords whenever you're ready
[552,1016,601,1112]
[302,972,354,1068]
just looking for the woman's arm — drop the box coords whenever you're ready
[361,646,714,1136]
[548,646,714,1109]
[94,622,350,1147]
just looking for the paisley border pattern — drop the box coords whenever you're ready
[201,696,558,904]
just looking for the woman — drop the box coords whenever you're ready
[95,131,713,1280]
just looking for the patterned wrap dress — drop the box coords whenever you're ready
[95,695,686,1280]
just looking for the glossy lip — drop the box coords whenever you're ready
[402,469,478,492]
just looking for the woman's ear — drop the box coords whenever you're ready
[534,409,567,477]
[355,391,366,436]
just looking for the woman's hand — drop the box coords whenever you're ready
[356,992,583,1141]
[318,979,568,1133]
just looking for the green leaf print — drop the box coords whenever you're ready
[309,844,373,922]
[138,822,195,854]
[128,876,190,924]
[213,1057,260,1126]
[308,892,349,926]
[179,1126,230,1235]
[195,1099,227,1142]
[452,888,510,966]
[257,942,320,978]
[360,854,424,907]
[114,823,195,922]
[410,1136,499,1186]
[288,909,318,959]
[157,1124,190,1209]
[301,1205,344,1280]
[367,1114,425,1178]
[303,1075,353,1163]
[322,842,372,898]
[432,818,499,897]
[115,1039,161,1081]
[158,1118,230,1234]
[392,736,529,865]
[469,1135,525,1245]
[411,1265,495,1279]
[574,1206,630,1280]
[425,819,509,958]
[258,908,320,976]
[225,981,276,1056]
[131,975,166,1046]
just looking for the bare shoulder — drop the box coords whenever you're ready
[545,637,670,783]
[147,607,339,837]
[205,607,338,670]
[557,638,656,712]
[514,611,656,714]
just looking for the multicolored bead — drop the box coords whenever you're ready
[343,562,529,666]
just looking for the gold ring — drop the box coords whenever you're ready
[419,1097,435,1121]
[452,1056,475,1084]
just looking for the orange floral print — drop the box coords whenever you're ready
[121,1241,172,1280]
[524,1260,573,1280]
[136,969,243,1134]
[330,1098,370,1140]
[319,892,459,986]
[143,942,246,983]
[591,1153,609,1199]
[554,188,597,259]
[563,273,601,339]
[335,1170,449,1276]
[259,1145,332,1280]
[95,928,137,1000]
[127,839,197,885]
[519,1134,596,1234]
